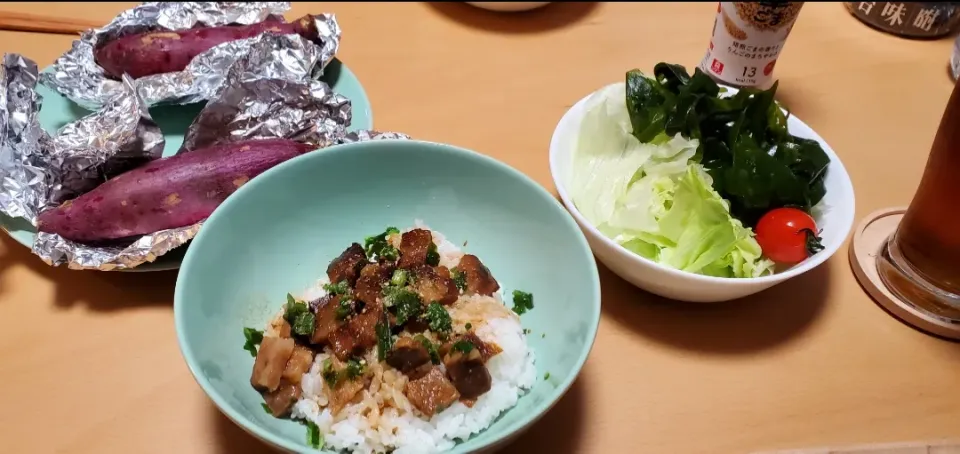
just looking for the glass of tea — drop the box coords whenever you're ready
[876,76,960,318]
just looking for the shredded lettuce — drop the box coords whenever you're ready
[571,84,774,278]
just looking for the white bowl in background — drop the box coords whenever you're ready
[466,2,552,12]
[548,82,856,303]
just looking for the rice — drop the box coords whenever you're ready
[278,221,536,454]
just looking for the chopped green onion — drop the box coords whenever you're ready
[292,312,315,337]
[283,294,310,323]
[305,420,323,449]
[346,358,365,380]
[452,339,475,354]
[380,246,400,261]
[451,268,467,291]
[364,227,400,260]
[242,327,264,357]
[414,334,441,364]
[322,280,350,295]
[421,302,452,334]
[321,359,338,387]
[335,297,356,321]
[511,290,534,316]
[376,312,393,362]
[261,403,272,414]
[390,269,409,287]
[425,242,440,266]
[386,288,422,324]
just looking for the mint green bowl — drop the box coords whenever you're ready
[174,140,601,453]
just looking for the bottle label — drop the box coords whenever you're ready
[698,2,804,88]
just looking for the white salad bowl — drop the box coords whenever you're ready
[549,82,856,303]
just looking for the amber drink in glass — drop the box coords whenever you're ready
[878,77,960,318]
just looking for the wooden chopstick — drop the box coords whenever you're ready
[0,11,101,35]
[756,440,960,454]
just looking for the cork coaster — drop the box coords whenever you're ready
[849,207,960,340]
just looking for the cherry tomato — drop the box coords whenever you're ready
[755,207,824,265]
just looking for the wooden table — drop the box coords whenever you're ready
[2,2,959,453]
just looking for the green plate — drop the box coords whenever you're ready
[174,140,601,453]
[0,59,372,272]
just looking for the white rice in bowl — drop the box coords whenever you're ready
[267,222,536,454]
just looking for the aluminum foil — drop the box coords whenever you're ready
[178,30,410,153]
[32,72,190,271]
[179,33,351,152]
[2,4,408,271]
[2,36,409,270]
[0,54,46,223]
[34,223,203,271]
[0,53,172,270]
[340,130,411,143]
[1,55,163,223]
[40,2,341,109]
[48,75,164,209]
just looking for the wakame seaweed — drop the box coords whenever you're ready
[624,63,830,226]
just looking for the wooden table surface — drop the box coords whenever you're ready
[2,2,960,453]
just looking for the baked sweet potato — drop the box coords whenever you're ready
[95,15,322,79]
[37,138,314,243]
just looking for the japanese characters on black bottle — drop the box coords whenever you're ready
[845,2,960,39]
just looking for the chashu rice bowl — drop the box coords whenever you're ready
[244,222,537,453]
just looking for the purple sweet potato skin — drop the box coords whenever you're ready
[95,15,321,79]
[37,138,314,243]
